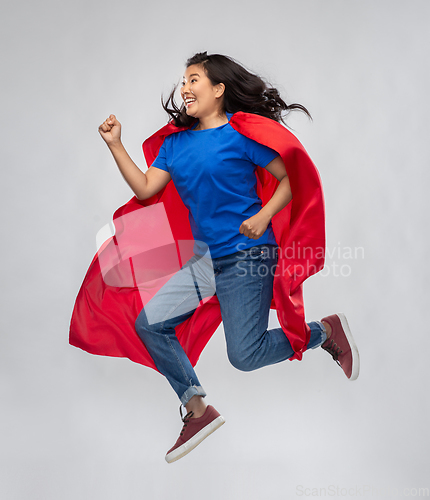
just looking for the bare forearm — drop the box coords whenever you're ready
[107,141,148,199]
[99,114,171,199]
[259,175,292,220]
[239,175,292,239]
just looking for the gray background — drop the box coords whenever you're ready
[1,0,429,498]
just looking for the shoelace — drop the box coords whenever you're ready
[322,339,343,366]
[179,406,194,437]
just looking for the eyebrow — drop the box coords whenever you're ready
[182,73,200,79]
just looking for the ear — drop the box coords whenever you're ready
[215,83,225,99]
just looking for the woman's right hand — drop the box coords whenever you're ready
[98,113,172,200]
[98,114,122,146]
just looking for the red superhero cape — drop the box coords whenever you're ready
[69,111,325,367]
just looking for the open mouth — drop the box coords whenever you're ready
[184,97,196,108]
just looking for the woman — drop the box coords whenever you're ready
[86,52,359,463]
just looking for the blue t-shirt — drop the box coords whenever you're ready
[151,113,279,257]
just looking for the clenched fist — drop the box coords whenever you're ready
[98,114,122,146]
[239,211,271,239]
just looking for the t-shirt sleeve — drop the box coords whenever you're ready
[244,137,279,168]
[151,140,169,172]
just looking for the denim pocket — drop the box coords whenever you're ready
[247,245,278,263]
[248,246,265,258]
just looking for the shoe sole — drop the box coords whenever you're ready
[337,313,360,381]
[165,416,225,464]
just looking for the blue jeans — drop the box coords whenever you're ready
[135,245,326,406]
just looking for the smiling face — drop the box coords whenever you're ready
[181,64,225,119]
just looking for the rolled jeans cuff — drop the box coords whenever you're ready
[307,320,327,350]
[180,385,207,406]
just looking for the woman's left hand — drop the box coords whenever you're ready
[239,211,271,240]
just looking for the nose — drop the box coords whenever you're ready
[181,81,193,98]
[181,82,189,96]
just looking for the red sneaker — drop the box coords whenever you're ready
[321,313,360,381]
[165,405,225,463]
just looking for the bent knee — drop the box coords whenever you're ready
[227,353,257,372]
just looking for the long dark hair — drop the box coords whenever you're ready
[162,52,312,127]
